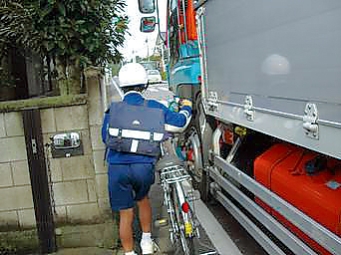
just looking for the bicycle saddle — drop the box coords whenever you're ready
[155,154,184,172]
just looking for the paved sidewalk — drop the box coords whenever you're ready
[49,176,171,255]
[51,245,167,255]
[47,174,218,255]
[49,247,117,255]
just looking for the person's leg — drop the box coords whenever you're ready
[132,163,154,236]
[137,196,152,233]
[108,164,136,253]
[137,196,154,254]
[132,163,155,254]
[119,208,135,253]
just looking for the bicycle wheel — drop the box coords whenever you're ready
[171,184,196,255]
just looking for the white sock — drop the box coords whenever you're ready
[141,232,152,241]
[125,251,136,255]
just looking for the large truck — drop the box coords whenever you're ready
[138,1,341,254]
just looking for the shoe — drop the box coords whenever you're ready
[123,252,137,255]
[140,239,156,254]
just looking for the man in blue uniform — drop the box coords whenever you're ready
[101,63,192,255]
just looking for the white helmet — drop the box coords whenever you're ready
[118,63,148,87]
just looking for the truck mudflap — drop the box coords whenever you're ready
[254,143,341,255]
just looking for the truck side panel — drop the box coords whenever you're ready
[203,0,341,159]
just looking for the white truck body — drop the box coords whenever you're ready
[200,0,341,159]
[196,1,341,254]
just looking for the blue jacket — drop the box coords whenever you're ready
[101,91,192,164]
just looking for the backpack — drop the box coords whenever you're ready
[106,101,165,157]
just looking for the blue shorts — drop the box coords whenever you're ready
[108,163,155,211]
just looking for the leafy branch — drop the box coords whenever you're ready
[0,0,129,95]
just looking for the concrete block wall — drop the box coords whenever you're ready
[0,111,35,231]
[0,106,108,231]
[0,74,112,231]
[87,73,112,218]
[41,104,103,225]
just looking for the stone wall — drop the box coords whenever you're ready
[0,111,33,230]
[42,104,103,225]
[0,71,116,250]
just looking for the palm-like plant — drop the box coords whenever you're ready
[0,0,128,95]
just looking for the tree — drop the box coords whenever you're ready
[0,0,129,95]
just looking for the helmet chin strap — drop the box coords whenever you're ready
[123,82,149,94]
[143,81,150,91]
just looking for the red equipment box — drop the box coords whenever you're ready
[254,143,341,254]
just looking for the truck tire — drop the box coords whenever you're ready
[192,94,215,202]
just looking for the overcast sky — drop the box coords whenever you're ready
[121,1,166,61]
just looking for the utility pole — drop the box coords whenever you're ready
[132,50,136,63]
[160,44,165,72]
[145,37,149,61]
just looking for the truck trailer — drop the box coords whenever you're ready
[138,1,341,254]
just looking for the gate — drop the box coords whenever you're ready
[22,109,56,254]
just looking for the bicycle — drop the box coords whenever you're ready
[155,137,200,255]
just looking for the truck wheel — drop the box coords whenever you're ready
[186,127,203,184]
[192,95,215,202]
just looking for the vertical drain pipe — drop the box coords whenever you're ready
[22,109,56,254]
